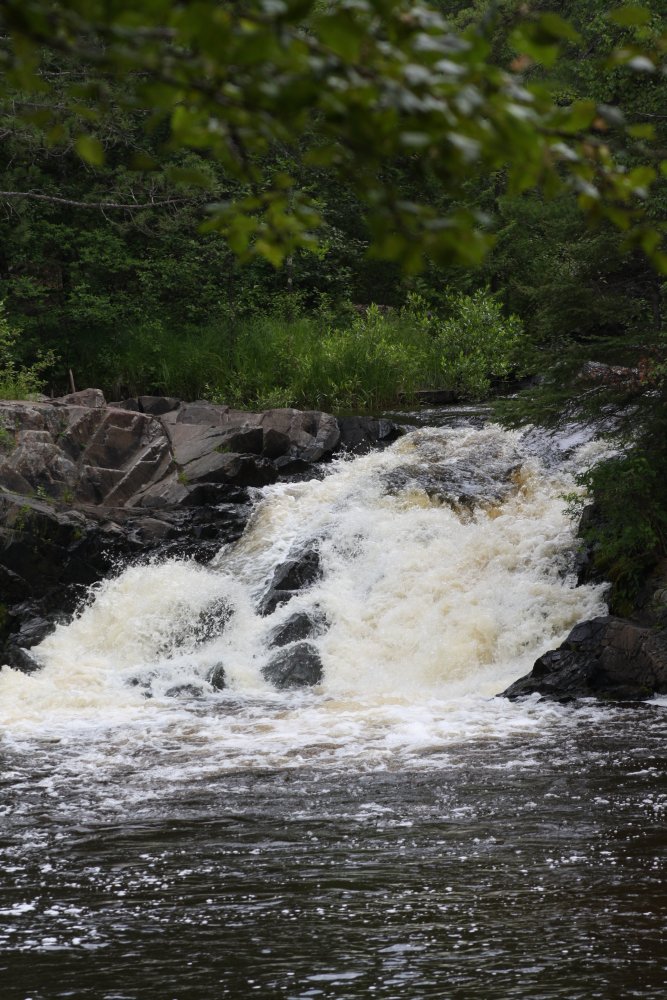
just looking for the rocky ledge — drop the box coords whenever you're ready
[0,389,402,668]
[503,616,667,703]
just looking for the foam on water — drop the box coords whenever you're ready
[0,422,610,767]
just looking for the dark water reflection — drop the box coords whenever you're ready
[1,707,666,1000]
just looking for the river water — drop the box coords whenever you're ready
[1,420,665,999]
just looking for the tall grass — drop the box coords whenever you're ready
[84,291,523,410]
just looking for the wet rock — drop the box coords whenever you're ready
[262,641,323,689]
[5,645,42,673]
[268,609,327,648]
[206,663,227,691]
[259,409,340,463]
[336,416,404,455]
[182,451,276,487]
[259,549,322,615]
[503,616,667,702]
[165,683,204,698]
[162,598,233,655]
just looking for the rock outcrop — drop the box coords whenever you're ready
[503,616,667,702]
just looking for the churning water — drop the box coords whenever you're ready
[1,420,665,999]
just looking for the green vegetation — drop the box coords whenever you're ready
[0,0,665,604]
[0,426,15,451]
[80,291,520,409]
[0,302,54,400]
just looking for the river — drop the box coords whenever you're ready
[1,418,665,998]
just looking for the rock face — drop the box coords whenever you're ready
[503,616,667,702]
[0,391,403,667]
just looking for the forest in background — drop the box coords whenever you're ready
[0,0,666,606]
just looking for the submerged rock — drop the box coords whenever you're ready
[164,683,204,698]
[268,609,328,648]
[503,616,667,702]
[206,663,227,691]
[262,641,323,689]
[259,549,322,615]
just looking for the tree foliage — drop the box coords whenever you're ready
[1,0,665,270]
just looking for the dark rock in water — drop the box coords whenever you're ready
[165,683,204,698]
[3,613,56,673]
[259,549,322,615]
[268,609,328,648]
[5,645,42,673]
[260,589,294,615]
[273,550,321,591]
[206,663,227,691]
[262,641,323,689]
[503,616,667,702]
[336,416,404,455]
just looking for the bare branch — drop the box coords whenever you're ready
[0,190,198,210]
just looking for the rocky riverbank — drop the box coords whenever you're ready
[0,390,402,669]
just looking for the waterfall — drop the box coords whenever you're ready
[0,421,609,766]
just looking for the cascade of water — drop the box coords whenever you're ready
[0,422,609,763]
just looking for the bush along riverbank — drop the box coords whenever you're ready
[1,291,523,412]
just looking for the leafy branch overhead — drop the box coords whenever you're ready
[1,0,666,269]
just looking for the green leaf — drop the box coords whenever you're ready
[255,239,286,267]
[166,166,214,188]
[75,135,105,166]
[129,152,160,170]
[609,6,652,27]
[537,13,582,45]
[318,13,365,61]
[627,123,655,140]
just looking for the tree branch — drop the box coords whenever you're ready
[0,190,197,210]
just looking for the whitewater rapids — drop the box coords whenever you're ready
[0,421,609,769]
